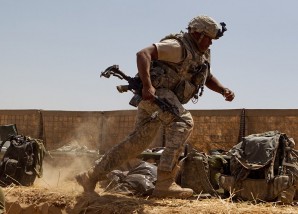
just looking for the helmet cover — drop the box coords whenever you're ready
[188,15,226,39]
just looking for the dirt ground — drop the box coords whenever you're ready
[2,157,298,214]
[3,183,298,214]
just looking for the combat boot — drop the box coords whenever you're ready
[75,167,106,192]
[152,166,193,199]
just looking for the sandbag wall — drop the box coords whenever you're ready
[0,109,298,152]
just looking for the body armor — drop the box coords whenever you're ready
[151,32,211,104]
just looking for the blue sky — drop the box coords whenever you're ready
[1,0,297,111]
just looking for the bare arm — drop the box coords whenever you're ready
[205,75,235,101]
[136,45,158,100]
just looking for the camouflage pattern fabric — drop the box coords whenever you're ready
[154,33,211,104]
[180,151,218,196]
[220,131,298,203]
[92,89,193,176]
[91,29,211,177]
[188,15,221,39]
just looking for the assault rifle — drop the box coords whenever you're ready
[100,65,192,127]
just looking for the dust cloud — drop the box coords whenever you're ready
[33,118,113,192]
[34,155,95,192]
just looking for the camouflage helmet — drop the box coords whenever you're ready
[188,15,227,39]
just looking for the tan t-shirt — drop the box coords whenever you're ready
[154,39,184,63]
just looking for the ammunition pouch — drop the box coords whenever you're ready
[174,80,197,104]
[150,64,197,104]
[150,66,180,91]
[149,61,210,104]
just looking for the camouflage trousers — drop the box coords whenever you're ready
[93,89,194,176]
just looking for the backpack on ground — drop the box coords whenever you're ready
[0,134,46,187]
[219,131,298,203]
[179,148,230,197]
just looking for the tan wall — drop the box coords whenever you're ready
[100,110,136,153]
[0,110,42,139]
[41,111,102,150]
[189,109,242,153]
[1,109,298,152]
[99,110,164,153]
[245,109,298,144]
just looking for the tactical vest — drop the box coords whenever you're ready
[150,32,211,104]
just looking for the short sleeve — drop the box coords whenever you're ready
[154,39,184,63]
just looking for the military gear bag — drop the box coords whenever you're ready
[0,134,46,187]
[180,151,216,195]
[219,131,298,203]
[179,149,230,196]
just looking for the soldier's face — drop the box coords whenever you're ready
[191,32,213,53]
[198,35,212,52]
